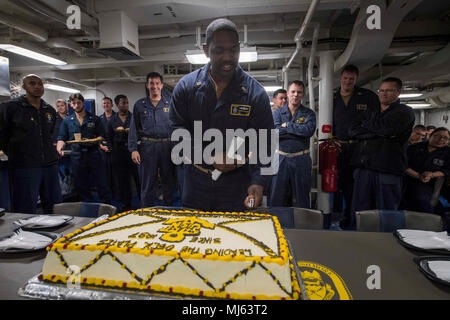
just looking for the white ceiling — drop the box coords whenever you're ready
[0,0,449,106]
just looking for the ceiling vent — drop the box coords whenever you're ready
[97,11,141,60]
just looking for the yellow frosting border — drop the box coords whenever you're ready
[43,208,301,300]
[42,258,301,300]
[49,208,290,265]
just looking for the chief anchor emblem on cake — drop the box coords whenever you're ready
[298,261,352,300]
[157,217,215,242]
[301,270,335,300]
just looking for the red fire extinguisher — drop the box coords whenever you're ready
[319,139,338,174]
[322,165,338,192]
[319,138,339,192]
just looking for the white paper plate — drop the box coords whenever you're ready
[13,215,74,229]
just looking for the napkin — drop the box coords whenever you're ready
[14,215,69,228]
[0,230,52,251]
[397,229,450,251]
[427,261,450,282]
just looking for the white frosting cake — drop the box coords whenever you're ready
[41,208,300,300]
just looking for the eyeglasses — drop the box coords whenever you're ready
[377,89,397,94]
[433,134,449,141]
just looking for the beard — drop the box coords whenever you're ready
[74,106,85,113]
[28,90,44,98]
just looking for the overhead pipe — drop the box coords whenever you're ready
[0,12,48,42]
[196,27,202,49]
[244,24,248,46]
[79,69,283,83]
[317,51,335,218]
[15,0,99,37]
[46,38,83,56]
[308,23,320,110]
[282,0,320,89]
[120,67,141,83]
[308,24,321,206]
[137,21,309,42]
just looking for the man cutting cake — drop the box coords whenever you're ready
[169,18,274,211]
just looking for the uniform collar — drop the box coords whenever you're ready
[281,104,304,114]
[101,111,116,118]
[280,104,290,114]
[196,63,249,94]
[382,100,404,112]
[113,111,131,121]
[145,96,168,108]
[19,95,50,109]
[420,141,448,154]
[57,113,67,120]
[70,111,93,120]
[336,86,361,94]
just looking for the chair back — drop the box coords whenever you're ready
[252,207,323,229]
[403,210,444,231]
[293,208,324,230]
[356,210,444,232]
[53,202,117,218]
[430,176,445,207]
[269,207,295,228]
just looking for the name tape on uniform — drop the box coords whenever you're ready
[230,104,251,117]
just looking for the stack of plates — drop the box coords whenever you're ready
[13,215,73,230]
[395,229,450,255]
[0,229,60,253]
[414,256,450,287]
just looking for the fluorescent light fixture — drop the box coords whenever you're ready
[406,103,431,109]
[185,46,258,65]
[185,49,209,64]
[240,47,258,63]
[399,93,423,99]
[44,83,80,93]
[264,86,282,92]
[0,44,66,66]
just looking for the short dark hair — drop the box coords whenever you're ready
[205,18,239,47]
[413,124,426,131]
[273,89,287,99]
[430,127,448,136]
[22,74,42,84]
[426,125,436,131]
[146,72,163,83]
[114,94,128,105]
[102,97,113,104]
[382,77,403,91]
[69,93,84,102]
[288,80,305,91]
[341,64,359,76]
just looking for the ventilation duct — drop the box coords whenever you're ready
[47,38,83,56]
[97,11,141,60]
[0,12,48,42]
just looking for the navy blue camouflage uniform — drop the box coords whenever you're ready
[0,95,61,214]
[58,112,111,203]
[270,104,316,208]
[169,63,274,211]
[128,95,175,207]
